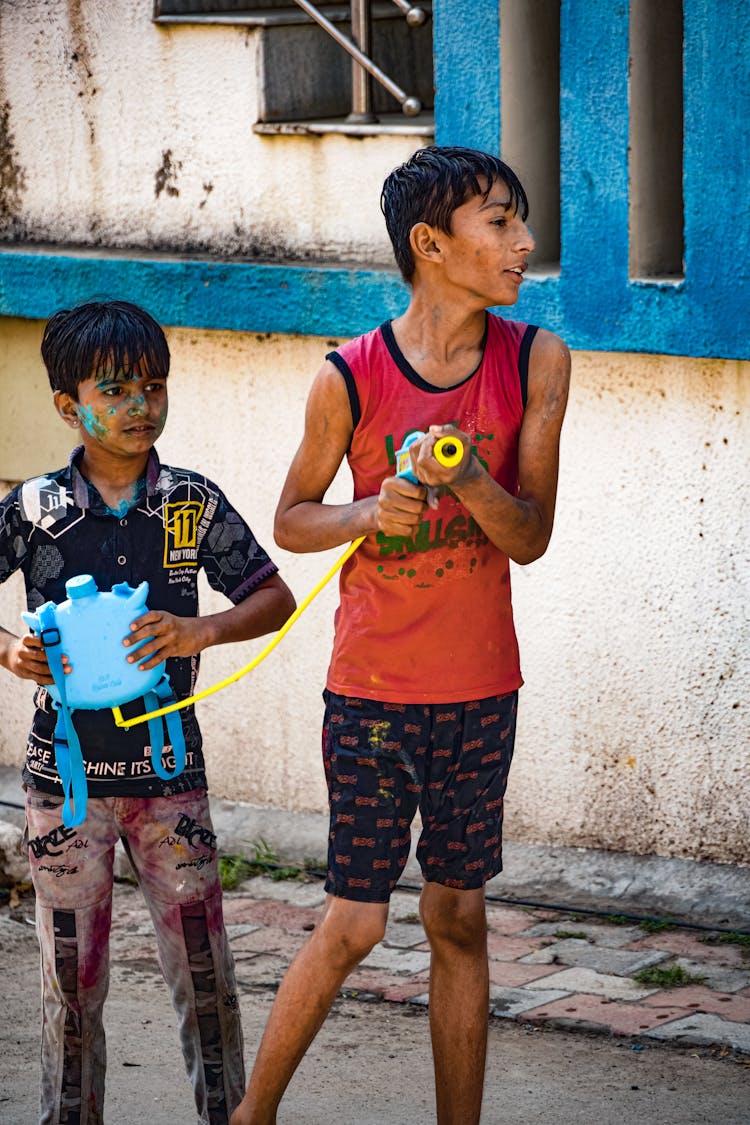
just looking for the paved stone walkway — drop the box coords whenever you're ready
[216,873,750,1055]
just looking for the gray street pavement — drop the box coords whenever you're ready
[1,876,748,1125]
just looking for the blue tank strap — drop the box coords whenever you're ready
[37,603,88,828]
[143,675,187,780]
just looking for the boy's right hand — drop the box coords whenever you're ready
[376,475,429,537]
[0,630,70,685]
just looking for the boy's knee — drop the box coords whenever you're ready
[317,897,388,966]
[420,885,487,952]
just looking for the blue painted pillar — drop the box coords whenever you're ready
[560,0,630,338]
[433,0,500,151]
[682,0,750,339]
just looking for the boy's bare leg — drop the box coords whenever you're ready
[230,894,388,1125]
[421,882,489,1125]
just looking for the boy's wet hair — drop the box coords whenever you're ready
[41,299,170,398]
[381,145,529,283]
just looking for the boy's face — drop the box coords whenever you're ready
[431,176,535,307]
[56,360,168,460]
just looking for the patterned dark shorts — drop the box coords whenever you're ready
[322,689,518,902]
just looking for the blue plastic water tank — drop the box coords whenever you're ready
[22,575,165,710]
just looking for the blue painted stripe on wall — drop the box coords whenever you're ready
[0,250,411,339]
[0,246,741,359]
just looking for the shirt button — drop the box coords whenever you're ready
[117,555,127,565]
[120,518,127,527]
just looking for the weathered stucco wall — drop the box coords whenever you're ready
[0,0,418,264]
[1,319,747,863]
[0,0,746,865]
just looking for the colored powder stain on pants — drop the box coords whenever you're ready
[25,788,245,1124]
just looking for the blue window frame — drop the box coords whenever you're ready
[434,0,749,360]
[0,0,747,359]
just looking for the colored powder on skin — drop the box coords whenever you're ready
[76,403,111,440]
[125,392,147,415]
[105,476,145,518]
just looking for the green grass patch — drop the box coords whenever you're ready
[218,838,315,890]
[699,931,750,947]
[699,931,750,957]
[553,930,589,940]
[633,963,705,989]
[638,919,676,934]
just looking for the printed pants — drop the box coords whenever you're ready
[25,788,245,1125]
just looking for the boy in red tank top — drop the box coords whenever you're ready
[232,146,571,1125]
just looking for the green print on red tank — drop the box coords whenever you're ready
[374,431,494,585]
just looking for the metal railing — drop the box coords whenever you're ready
[291,0,429,122]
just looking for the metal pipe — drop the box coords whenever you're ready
[290,0,422,116]
[349,0,377,124]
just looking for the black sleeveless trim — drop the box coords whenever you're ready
[326,350,361,431]
[518,324,538,410]
[380,316,490,393]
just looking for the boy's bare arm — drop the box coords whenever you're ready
[410,329,571,565]
[274,360,429,554]
[0,627,61,684]
[123,574,296,672]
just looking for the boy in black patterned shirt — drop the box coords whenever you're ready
[0,299,295,1124]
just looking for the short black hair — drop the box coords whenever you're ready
[41,299,170,398]
[381,145,529,283]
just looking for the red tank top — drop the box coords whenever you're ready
[325,313,536,703]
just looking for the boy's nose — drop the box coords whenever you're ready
[128,396,147,416]
[518,222,535,253]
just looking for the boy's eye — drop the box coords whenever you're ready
[101,385,121,396]
[146,382,166,393]
[492,218,507,228]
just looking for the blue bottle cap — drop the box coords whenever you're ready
[66,574,98,600]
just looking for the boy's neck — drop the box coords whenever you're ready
[79,447,150,511]
[391,290,489,387]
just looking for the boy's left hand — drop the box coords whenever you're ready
[409,424,476,488]
[123,611,206,670]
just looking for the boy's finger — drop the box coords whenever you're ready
[126,641,157,663]
[129,611,160,632]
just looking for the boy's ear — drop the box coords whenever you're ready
[409,221,445,268]
[54,391,81,430]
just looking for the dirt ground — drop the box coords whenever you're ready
[1,882,748,1125]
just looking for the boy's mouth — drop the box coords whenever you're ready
[123,423,155,435]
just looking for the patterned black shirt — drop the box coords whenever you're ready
[0,446,278,797]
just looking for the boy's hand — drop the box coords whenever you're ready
[1,631,71,685]
[124,611,207,671]
[376,475,430,537]
[409,424,477,489]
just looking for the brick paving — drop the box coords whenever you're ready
[218,874,750,1054]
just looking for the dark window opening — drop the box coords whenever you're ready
[629,0,684,279]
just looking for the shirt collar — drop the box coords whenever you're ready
[67,445,162,510]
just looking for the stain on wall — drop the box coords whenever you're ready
[155,149,181,199]
[66,0,99,145]
[0,102,27,237]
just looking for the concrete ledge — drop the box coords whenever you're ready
[2,766,748,928]
[209,794,750,930]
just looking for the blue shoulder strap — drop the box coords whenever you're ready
[143,675,186,780]
[37,603,88,828]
